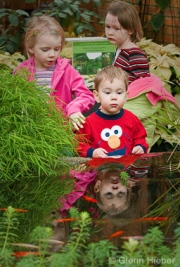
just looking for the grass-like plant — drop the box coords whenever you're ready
[0,69,77,241]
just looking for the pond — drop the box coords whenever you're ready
[1,152,179,266]
[53,152,180,261]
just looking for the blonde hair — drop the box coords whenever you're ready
[106,0,143,42]
[94,65,128,91]
[24,15,65,56]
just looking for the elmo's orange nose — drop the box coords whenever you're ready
[108,135,120,149]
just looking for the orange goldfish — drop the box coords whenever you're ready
[0,208,27,212]
[54,218,77,223]
[12,251,40,257]
[108,230,125,239]
[136,217,169,222]
[82,195,97,203]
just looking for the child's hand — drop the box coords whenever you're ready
[93,148,108,158]
[70,112,85,131]
[132,145,144,154]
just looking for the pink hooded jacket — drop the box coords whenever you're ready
[14,56,95,116]
[128,74,177,106]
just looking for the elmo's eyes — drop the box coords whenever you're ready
[101,126,122,141]
[111,125,122,137]
[101,128,111,141]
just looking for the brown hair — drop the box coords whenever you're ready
[24,15,65,56]
[94,65,128,91]
[106,0,143,42]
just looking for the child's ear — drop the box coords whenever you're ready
[125,91,128,100]
[128,30,134,36]
[94,180,101,193]
[28,47,34,55]
[93,90,100,103]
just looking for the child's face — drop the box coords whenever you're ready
[29,31,62,70]
[93,77,127,115]
[94,168,128,209]
[105,13,132,48]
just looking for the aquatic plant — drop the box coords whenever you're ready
[0,207,180,267]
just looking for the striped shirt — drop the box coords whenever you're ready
[34,64,55,95]
[114,48,150,84]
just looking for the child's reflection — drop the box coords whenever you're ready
[94,168,135,215]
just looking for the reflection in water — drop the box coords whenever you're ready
[57,152,179,248]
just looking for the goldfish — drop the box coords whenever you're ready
[54,218,77,223]
[0,208,27,212]
[12,251,40,257]
[108,230,125,239]
[136,217,169,222]
[82,195,97,203]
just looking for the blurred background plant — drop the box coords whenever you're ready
[141,0,170,39]
[0,0,102,54]
[138,38,180,102]
[0,8,29,53]
[31,0,101,37]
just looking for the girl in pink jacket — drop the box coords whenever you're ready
[14,15,95,130]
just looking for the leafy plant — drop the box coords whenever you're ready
[32,0,101,37]
[144,0,170,33]
[0,0,102,53]
[0,8,29,53]
[0,50,25,69]
[147,99,180,152]
[138,38,180,100]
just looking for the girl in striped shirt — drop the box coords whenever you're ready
[105,0,150,84]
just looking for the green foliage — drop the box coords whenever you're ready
[140,227,172,258]
[0,207,18,266]
[151,13,165,32]
[0,207,18,251]
[0,8,29,53]
[120,171,129,186]
[0,69,76,240]
[0,0,102,53]
[83,240,118,267]
[0,69,76,181]
[0,207,180,267]
[147,100,180,152]
[32,0,101,37]
[58,209,91,266]
[138,38,180,99]
[0,50,25,70]
[144,0,170,34]
[155,0,170,12]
